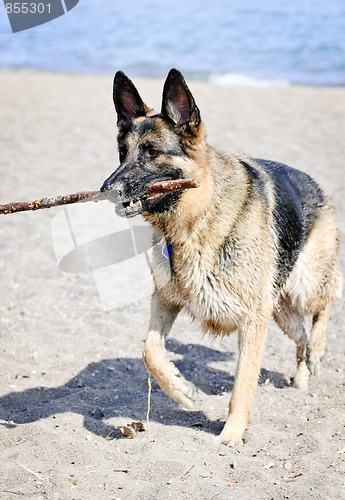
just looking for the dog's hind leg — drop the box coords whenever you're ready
[220,319,268,444]
[273,296,310,389]
[307,303,331,376]
[142,293,196,409]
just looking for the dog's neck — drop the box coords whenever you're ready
[144,148,251,251]
[144,144,214,238]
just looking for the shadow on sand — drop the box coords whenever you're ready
[0,339,288,438]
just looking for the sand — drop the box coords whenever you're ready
[0,69,344,499]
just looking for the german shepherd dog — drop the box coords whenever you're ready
[101,69,342,443]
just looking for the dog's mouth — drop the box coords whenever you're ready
[118,191,167,218]
[101,174,198,218]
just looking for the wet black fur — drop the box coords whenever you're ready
[242,158,325,288]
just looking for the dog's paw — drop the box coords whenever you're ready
[143,346,197,409]
[170,377,197,410]
[218,429,244,446]
[218,416,247,445]
[292,361,310,390]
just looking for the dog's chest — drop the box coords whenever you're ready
[151,240,242,332]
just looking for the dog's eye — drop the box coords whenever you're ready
[146,146,160,158]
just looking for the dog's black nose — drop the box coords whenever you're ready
[100,180,109,193]
[100,177,113,193]
[100,173,123,195]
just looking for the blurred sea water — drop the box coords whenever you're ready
[0,0,344,86]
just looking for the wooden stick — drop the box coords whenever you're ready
[0,190,103,215]
[0,179,198,216]
[147,178,199,194]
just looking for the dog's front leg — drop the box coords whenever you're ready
[142,293,196,409]
[220,319,268,444]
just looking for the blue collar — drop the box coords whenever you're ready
[162,242,173,259]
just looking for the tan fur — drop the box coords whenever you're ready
[142,134,341,443]
[142,146,275,442]
[283,199,342,313]
[108,70,342,444]
[274,198,343,388]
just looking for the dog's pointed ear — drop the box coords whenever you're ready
[161,69,201,127]
[113,71,148,129]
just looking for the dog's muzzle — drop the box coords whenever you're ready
[101,173,144,217]
[100,173,124,201]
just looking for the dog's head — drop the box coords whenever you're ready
[101,69,207,218]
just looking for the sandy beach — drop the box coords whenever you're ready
[0,69,344,499]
